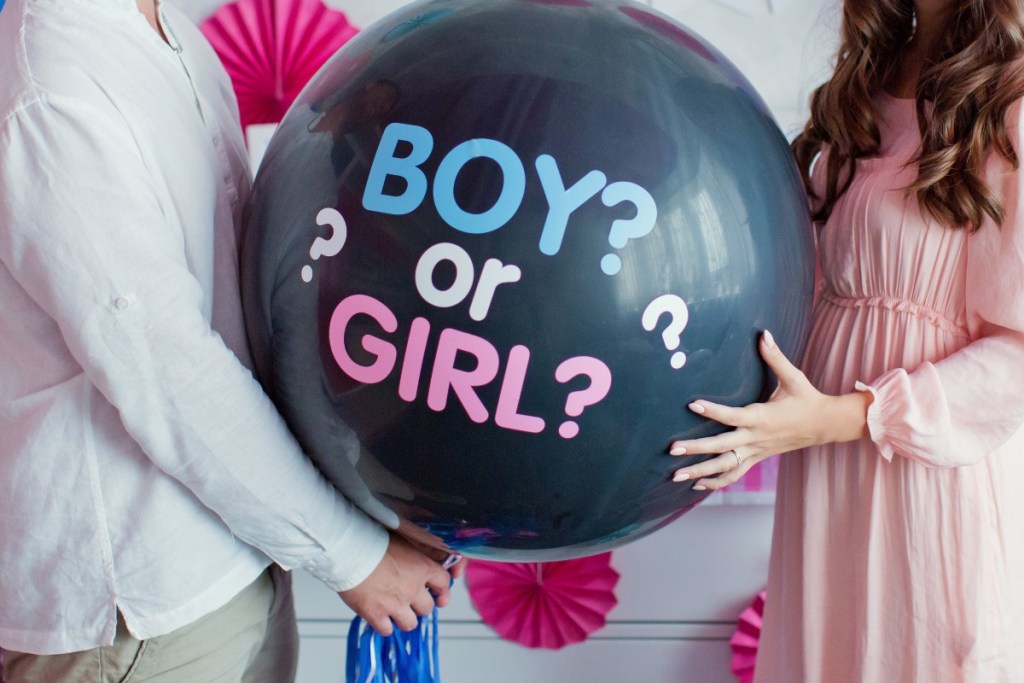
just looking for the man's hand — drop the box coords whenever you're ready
[338,532,453,635]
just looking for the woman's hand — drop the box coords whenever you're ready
[669,331,871,491]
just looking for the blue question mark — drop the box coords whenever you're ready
[600,182,658,275]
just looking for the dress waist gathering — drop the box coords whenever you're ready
[819,290,969,339]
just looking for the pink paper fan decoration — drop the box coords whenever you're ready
[725,457,779,494]
[200,0,359,129]
[730,590,766,683]
[466,553,619,650]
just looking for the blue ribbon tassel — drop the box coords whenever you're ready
[346,608,441,683]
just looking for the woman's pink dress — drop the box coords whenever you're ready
[755,93,1024,682]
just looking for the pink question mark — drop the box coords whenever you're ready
[555,356,613,438]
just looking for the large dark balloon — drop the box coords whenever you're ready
[243,0,814,561]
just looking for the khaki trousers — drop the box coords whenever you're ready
[2,566,298,683]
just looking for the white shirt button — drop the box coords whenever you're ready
[114,296,131,310]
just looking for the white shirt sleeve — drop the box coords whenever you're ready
[0,94,387,592]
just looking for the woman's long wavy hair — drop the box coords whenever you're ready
[792,0,1024,231]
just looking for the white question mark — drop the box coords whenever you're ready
[301,208,348,283]
[642,294,689,369]
[600,181,658,275]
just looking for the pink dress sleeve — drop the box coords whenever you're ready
[855,100,1024,467]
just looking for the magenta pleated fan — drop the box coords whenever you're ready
[466,553,620,650]
[200,0,359,129]
[730,590,766,683]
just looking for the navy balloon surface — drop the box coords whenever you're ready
[243,0,814,560]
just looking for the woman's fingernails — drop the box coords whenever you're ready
[763,330,775,348]
[669,445,686,456]
[689,402,706,415]
[672,471,690,482]
[692,485,707,491]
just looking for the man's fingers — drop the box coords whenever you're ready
[391,606,420,633]
[433,590,451,609]
[445,554,467,580]
[426,568,451,594]
[412,588,437,618]
[368,612,395,637]
[425,566,452,606]
[338,532,462,635]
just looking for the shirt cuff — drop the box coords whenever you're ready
[304,505,389,592]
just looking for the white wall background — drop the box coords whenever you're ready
[164,0,840,680]
[170,0,840,137]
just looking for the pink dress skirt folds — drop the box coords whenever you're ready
[754,94,1024,682]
